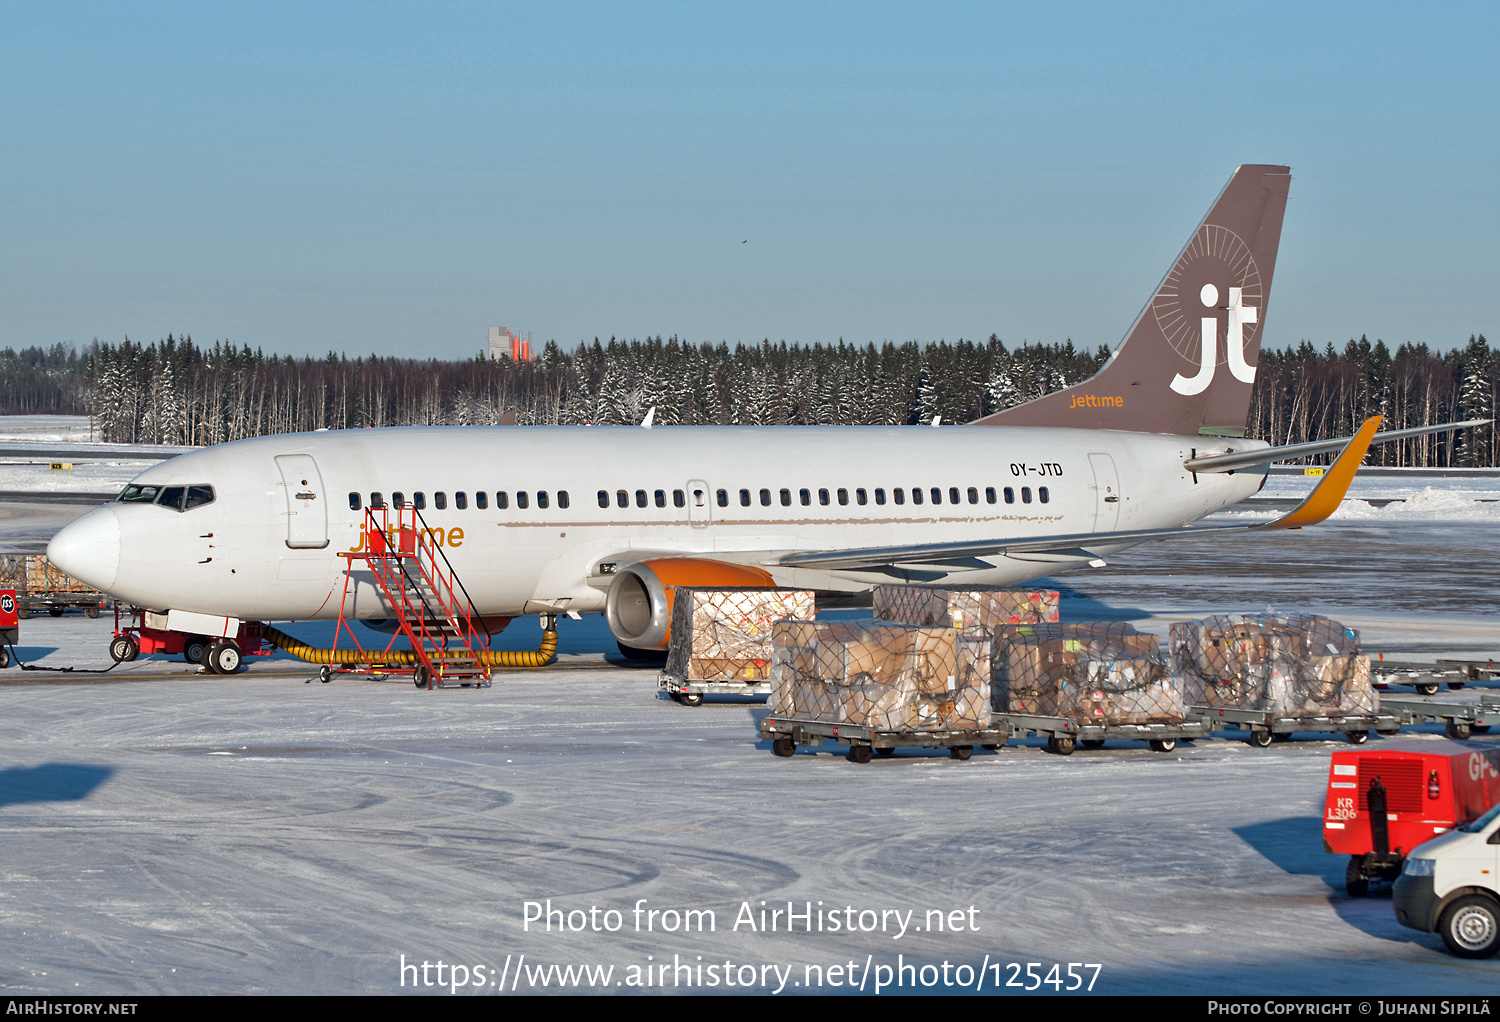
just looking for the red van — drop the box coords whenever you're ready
[1324,740,1500,895]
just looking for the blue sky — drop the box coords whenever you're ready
[1,2,1495,359]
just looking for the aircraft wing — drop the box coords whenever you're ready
[0,441,195,462]
[779,416,1384,572]
[1183,418,1488,474]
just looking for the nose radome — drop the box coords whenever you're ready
[47,506,121,592]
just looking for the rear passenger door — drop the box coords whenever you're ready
[686,479,711,528]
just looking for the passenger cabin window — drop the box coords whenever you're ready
[799,488,811,506]
[780,488,791,507]
[635,490,647,508]
[818,488,830,506]
[1039,487,1049,504]
[950,487,961,504]
[349,492,362,511]
[476,492,488,510]
[118,484,160,504]
[716,489,728,508]
[856,488,867,505]
[674,490,686,508]
[598,490,610,508]
[393,492,406,509]
[740,489,751,507]
[911,488,923,505]
[1004,487,1014,504]
[654,489,666,508]
[496,491,509,509]
[536,491,549,509]
[433,492,446,510]
[516,491,529,509]
[874,488,885,505]
[1021,487,1032,504]
[414,492,427,510]
[931,488,942,505]
[617,490,628,508]
[370,492,385,508]
[760,488,771,506]
[985,487,997,504]
[184,485,215,510]
[837,488,848,506]
[455,492,466,510]
[557,491,570,509]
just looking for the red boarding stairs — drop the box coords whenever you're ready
[333,504,493,688]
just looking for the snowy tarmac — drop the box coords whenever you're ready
[0,486,1498,993]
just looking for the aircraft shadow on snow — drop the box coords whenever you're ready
[0,763,113,807]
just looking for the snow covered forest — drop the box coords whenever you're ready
[0,333,1495,466]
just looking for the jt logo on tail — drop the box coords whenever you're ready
[1170,284,1259,396]
[973,164,1290,437]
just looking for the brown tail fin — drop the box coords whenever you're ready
[972,164,1291,437]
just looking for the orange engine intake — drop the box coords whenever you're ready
[604,557,776,651]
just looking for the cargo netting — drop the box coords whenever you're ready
[873,584,1060,635]
[1168,613,1377,715]
[770,620,990,730]
[0,554,93,594]
[664,588,816,683]
[993,622,1183,724]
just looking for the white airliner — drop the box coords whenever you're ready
[43,165,1478,666]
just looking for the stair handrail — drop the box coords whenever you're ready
[408,504,491,651]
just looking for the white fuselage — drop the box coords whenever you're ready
[49,425,1266,622]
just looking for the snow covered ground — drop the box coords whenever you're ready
[0,418,1496,994]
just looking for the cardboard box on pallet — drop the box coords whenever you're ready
[873,585,1061,635]
[994,623,1180,723]
[769,620,989,730]
[664,587,815,683]
[1169,613,1376,715]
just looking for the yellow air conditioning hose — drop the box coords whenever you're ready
[248,623,558,669]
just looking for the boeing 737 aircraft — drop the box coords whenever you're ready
[43,165,1477,666]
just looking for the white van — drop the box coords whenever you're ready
[1393,801,1500,957]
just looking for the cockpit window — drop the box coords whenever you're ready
[155,486,187,511]
[184,485,215,510]
[118,484,161,504]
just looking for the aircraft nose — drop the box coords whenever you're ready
[47,506,121,591]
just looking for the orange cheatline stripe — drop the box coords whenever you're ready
[1269,415,1383,530]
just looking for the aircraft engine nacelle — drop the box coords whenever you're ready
[604,557,776,651]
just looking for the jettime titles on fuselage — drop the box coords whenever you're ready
[349,524,465,552]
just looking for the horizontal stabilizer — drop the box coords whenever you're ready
[1185,418,1491,473]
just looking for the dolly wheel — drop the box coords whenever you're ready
[679,692,703,707]
[1446,720,1473,741]
[1416,682,1440,696]
[1248,729,1274,748]
[0,647,10,669]
[771,738,795,758]
[875,747,895,757]
[1149,738,1178,753]
[1448,681,1466,691]
[413,665,430,689]
[1046,735,1076,756]
[949,745,973,761]
[1080,739,1106,749]
[319,665,332,684]
[1345,730,1369,745]
[847,744,873,765]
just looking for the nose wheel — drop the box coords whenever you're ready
[204,641,241,675]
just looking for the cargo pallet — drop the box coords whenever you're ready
[993,712,1213,755]
[1380,693,1500,741]
[759,715,1010,763]
[659,672,770,706]
[1188,705,1401,747]
[1370,659,1498,695]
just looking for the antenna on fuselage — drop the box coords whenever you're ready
[641,407,656,429]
